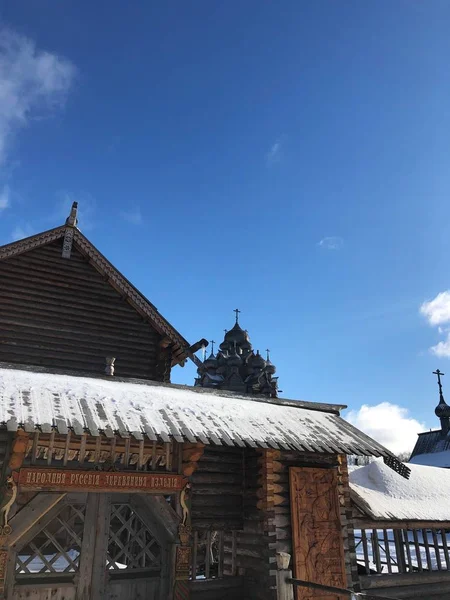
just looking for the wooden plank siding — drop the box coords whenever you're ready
[0,239,167,380]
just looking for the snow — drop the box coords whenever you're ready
[350,458,450,521]
[409,450,450,468]
[0,366,391,456]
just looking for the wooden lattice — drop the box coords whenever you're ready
[107,503,161,571]
[16,503,85,574]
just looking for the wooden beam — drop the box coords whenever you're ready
[8,430,29,470]
[353,518,450,530]
[30,431,39,465]
[360,570,450,589]
[8,492,66,547]
[47,431,55,465]
[63,430,71,466]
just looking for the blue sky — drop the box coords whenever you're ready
[1,1,450,452]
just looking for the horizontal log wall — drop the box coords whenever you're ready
[189,576,245,600]
[188,446,356,600]
[190,446,244,531]
[0,240,165,380]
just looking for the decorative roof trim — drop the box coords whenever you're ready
[0,225,190,362]
[0,226,66,260]
[72,229,189,357]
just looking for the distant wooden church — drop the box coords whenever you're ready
[410,369,450,468]
[0,204,407,600]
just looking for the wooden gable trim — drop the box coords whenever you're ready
[0,225,190,364]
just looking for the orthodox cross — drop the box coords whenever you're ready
[210,340,215,355]
[434,369,445,399]
[234,308,241,323]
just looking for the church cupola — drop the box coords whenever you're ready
[195,310,279,397]
[434,369,450,436]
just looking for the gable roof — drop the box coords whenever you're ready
[0,363,398,458]
[409,428,450,467]
[0,224,191,364]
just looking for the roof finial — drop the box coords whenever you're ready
[234,308,241,324]
[434,369,445,402]
[266,349,270,361]
[65,202,78,227]
[210,340,215,355]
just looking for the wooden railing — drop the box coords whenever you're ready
[190,529,238,580]
[275,552,399,600]
[289,578,399,599]
[354,527,450,574]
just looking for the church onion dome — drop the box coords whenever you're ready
[435,399,450,418]
[203,351,218,369]
[227,346,242,368]
[224,322,249,346]
[248,350,266,370]
[265,358,276,375]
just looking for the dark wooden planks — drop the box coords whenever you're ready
[0,240,162,379]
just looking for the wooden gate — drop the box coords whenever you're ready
[289,467,346,600]
[6,492,173,600]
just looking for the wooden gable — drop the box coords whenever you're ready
[0,227,190,381]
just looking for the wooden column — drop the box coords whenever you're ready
[337,454,360,593]
[173,442,204,600]
[174,480,192,600]
[0,430,28,598]
[257,449,279,598]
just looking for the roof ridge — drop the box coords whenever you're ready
[0,361,345,414]
[0,226,191,362]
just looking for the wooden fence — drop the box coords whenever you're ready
[190,529,238,580]
[354,527,450,574]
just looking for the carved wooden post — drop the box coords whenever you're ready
[0,431,28,597]
[276,552,294,600]
[173,482,192,600]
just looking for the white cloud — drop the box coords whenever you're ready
[345,402,425,455]
[0,27,76,165]
[0,184,9,210]
[120,206,143,225]
[318,236,344,250]
[430,332,450,358]
[420,291,450,357]
[421,291,450,326]
[266,139,282,165]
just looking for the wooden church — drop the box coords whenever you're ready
[0,204,408,600]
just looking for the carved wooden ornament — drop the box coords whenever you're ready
[17,468,185,493]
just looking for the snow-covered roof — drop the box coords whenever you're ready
[350,458,450,521]
[0,365,394,456]
[409,450,450,468]
[410,428,450,462]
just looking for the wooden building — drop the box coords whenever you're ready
[410,369,450,468]
[350,459,450,599]
[0,204,409,600]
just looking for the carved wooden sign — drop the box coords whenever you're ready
[17,468,185,494]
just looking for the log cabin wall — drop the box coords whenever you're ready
[188,445,246,599]
[187,447,359,600]
[0,239,167,380]
[190,446,244,531]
